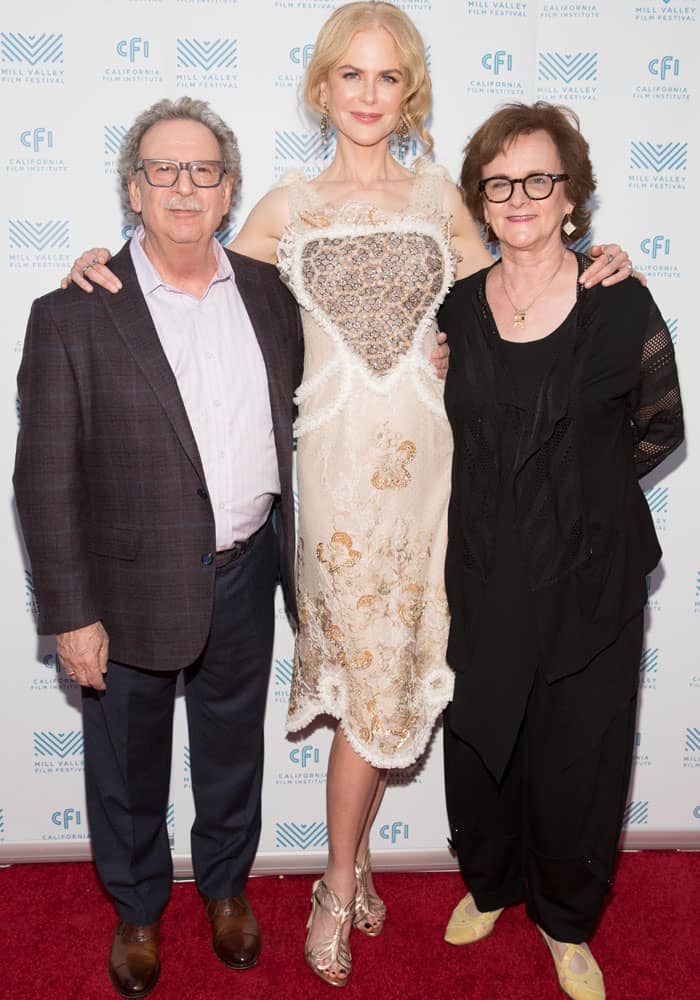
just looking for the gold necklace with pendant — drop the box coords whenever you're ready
[500,250,567,329]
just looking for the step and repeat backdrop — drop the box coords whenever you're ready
[1,0,698,872]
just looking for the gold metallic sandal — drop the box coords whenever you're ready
[353,850,386,937]
[305,879,355,988]
[538,927,606,1000]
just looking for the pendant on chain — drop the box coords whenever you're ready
[513,311,526,328]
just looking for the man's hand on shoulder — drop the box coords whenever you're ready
[56,621,109,690]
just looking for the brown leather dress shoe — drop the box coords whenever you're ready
[108,920,161,999]
[203,894,262,969]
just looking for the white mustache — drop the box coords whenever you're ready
[164,197,204,211]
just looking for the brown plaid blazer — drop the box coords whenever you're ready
[14,243,302,670]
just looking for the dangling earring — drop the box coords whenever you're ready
[562,213,576,237]
[320,102,330,146]
[394,113,410,163]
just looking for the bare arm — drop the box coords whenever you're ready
[444,182,493,280]
[230,185,289,264]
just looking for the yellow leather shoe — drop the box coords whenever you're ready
[444,893,504,945]
[538,927,606,1000]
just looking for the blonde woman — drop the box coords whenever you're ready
[65,2,634,987]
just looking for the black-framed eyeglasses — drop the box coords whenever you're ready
[478,172,569,203]
[135,159,227,188]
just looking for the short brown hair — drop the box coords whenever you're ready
[303,2,434,160]
[460,102,596,243]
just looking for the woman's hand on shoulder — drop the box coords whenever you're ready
[444,181,493,280]
[230,186,290,265]
[61,248,120,294]
[580,243,647,289]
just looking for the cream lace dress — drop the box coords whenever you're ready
[277,164,456,768]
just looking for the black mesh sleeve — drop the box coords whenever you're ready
[631,301,683,477]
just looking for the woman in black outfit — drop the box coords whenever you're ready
[439,102,683,1000]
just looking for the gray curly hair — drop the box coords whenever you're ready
[118,96,242,225]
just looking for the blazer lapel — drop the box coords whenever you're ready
[99,243,206,484]
[226,250,288,472]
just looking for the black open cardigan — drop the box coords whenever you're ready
[440,254,683,694]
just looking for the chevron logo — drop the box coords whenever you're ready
[696,571,700,597]
[639,648,658,674]
[630,141,687,172]
[665,318,679,343]
[104,125,127,157]
[275,658,293,687]
[275,130,326,163]
[0,808,4,834]
[9,219,69,251]
[184,745,191,770]
[1,32,63,65]
[33,731,84,758]
[25,569,34,597]
[215,224,237,246]
[177,38,238,71]
[275,821,328,849]
[686,728,700,752]
[293,489,300,515]
[166,803,175,829]
[644,486,668,514]
[538,52,597,84]
[623,800,649,826]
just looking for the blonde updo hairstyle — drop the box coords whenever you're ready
[303,1,434,161]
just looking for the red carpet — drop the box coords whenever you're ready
[2,852,698,999]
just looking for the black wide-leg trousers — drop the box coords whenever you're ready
[444,613,643,943]
[81,519,278,926]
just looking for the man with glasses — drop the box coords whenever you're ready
[14,97,302,998]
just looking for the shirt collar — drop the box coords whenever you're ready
[129,224,234,298]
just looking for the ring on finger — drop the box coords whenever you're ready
[606,252,614,264]
[81,263,92,275]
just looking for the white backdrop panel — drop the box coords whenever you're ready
[1,0,698,870]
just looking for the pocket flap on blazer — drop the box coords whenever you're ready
[88,526,139,561]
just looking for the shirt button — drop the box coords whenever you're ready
[201,552,214,566]
[197,488,208,500]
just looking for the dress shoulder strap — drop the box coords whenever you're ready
[410,162,450,217]
[274,169,318,219]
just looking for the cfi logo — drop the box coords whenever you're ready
[380,821,409,843]
[34,731,83,758]
[641,235,671,260]
[276,821,328,850]
[630,141,687,172]
[623,800,649,826]
[481,51,513,75]
[693,805,700,820]
[648,55,680,79]
[538,51,597,83]
[290,44,315,68]
[116,38,150,62]
[10,219,69,252]
[104,125,127,157]
[51,807,82,830]
[177,38,237,71]
[1,32,63,65]
[289,745,321,768]
[20,127,53,153]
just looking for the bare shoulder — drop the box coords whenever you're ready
[230,185,290,264]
